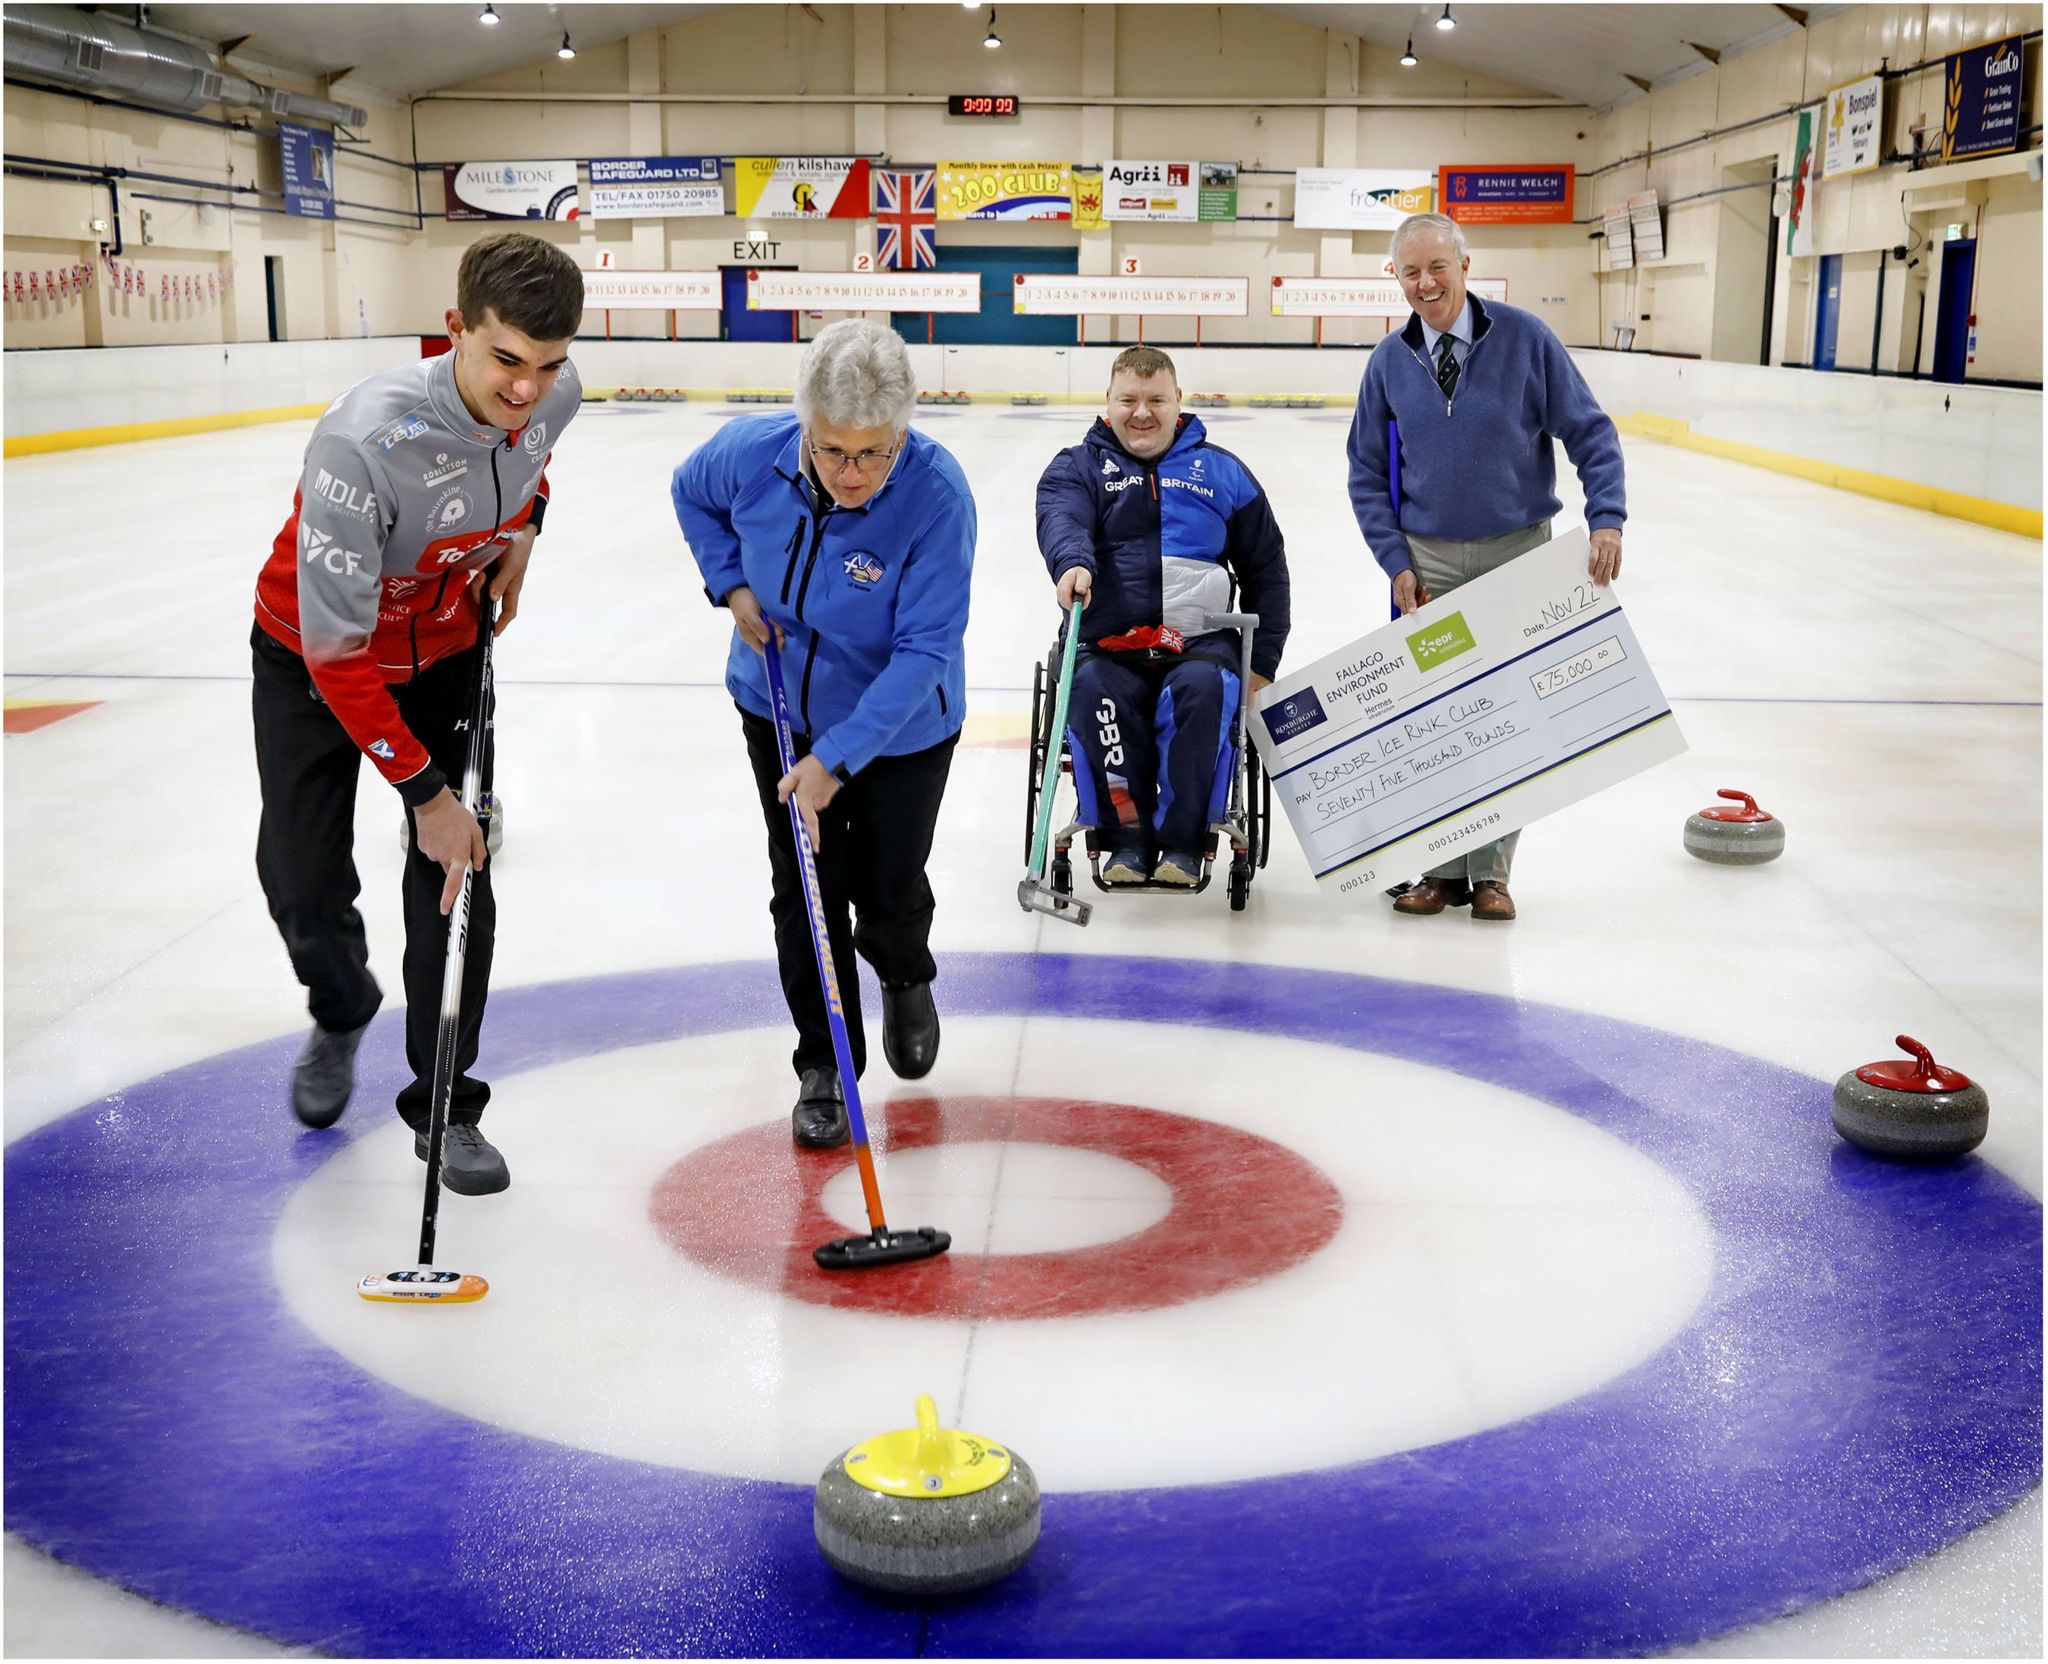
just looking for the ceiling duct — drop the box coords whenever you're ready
[3,4,367,127]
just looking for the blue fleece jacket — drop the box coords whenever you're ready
[671,412,976,779]
[1347,294,1626,579]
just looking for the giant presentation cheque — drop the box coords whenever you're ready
[1250,528,1686,895]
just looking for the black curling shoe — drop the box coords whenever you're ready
[414,1122,510,1196]
[793,1066,850,1148]
[881,982,940,1079]
[292,1019,369,1129]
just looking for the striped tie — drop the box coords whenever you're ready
[1435,334,1460,404]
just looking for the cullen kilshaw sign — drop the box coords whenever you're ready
[1439,166,1573,225]
[1270,276,1506,317]
[586,157,723,220]
[582,271,721,310]
[1292,170,1435,230]
[731,158,871,219]
[444,161,580,220]
[1941,34,2025,161]
[747,270,982,312]
[936,161,1072,220]
[1014,275,1248,316]
[278,122,334,220]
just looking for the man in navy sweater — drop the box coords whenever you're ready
[1038,347,1291,887]
[1347,212,1627,922]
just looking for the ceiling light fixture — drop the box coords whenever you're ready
[984,8,1001,48]
[557,31,576,59]
[478,3,498,24]
[1436,4,1457,30]
[1400,37,1418,66]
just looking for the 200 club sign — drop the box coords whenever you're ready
[444,160,581,221]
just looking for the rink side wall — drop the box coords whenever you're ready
[4,339,2038,535]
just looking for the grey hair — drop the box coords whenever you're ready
[1389,212,1468,265]
[794,319,917,431]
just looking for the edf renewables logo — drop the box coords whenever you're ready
[1406,611,1477,671]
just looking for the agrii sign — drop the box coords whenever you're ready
[444,161,580,220]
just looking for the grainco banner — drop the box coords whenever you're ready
[444,160,580,221]
[586,157,723,220]
[1102,160,1199,223]
[1941,33,2025,161]
[936,161,1073,221]
[1439,166,1573,225]
[1292,170,1435,230]
[731,157,871,219]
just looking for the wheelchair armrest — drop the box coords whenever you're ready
[1202,610,1259,635]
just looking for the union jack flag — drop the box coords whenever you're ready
[875,169,937,270]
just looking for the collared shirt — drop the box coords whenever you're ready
[1420,296,1475,370]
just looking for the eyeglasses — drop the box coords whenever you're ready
[808,439,899,476]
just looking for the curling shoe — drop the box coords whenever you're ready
[794,1066,850,1148]
[882,982,940,1079]
[292,1019,369,1129]
[1152,851,1202,887]
[1102,848,1150,886]
[415,1122,511,1195]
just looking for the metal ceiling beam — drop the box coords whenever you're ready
[1773,5,1810,27]
[1687,42,1721,65]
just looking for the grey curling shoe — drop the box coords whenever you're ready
[292,1019,370,1129]
[415,1122,511,1195]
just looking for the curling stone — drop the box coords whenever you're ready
[814,1394,1040,1596]
[1832,1035,1989,1160]
[1683,789,1785,864]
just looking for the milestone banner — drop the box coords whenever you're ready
[444,161,580,221]
[1438,165,1574,224]
[582,270,722,310]
[1269,276,1506,317]
[1250,530,1686,893]
[936,161,1073,220]
[1013,275,1249,315]
[731,157,871,219]
[1292,169,1435,230]
[586,157,723,219]
[747,270,982,312]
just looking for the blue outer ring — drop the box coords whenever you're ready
[5,954,2039,1657]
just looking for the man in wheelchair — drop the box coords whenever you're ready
[1035,347,1291,886]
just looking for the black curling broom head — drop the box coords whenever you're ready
[814,1226,952,1271]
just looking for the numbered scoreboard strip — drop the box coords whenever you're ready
[1250,531,1687,891]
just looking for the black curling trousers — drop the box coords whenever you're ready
[739,704,957,1080]
[251,625,496,1130]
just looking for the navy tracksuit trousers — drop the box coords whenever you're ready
[1066,633,1241,859]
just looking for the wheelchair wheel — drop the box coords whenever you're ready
[1227,852,1252,912]
[1024,654,1049,861]
[1052,853,1073,896]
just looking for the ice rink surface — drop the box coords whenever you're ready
[4,395,2040,1657]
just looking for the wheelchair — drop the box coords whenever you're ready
[1023,609,1272,912]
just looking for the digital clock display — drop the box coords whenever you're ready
[948,94,1020,117]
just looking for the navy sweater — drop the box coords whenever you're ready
[1346,294,1626,580]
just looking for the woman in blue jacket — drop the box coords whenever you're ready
[672,320,977,1148]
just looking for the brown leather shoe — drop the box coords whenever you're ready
[1470,880,1516,921]
[1392,877,1472,915]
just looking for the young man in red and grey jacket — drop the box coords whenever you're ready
[251,232,583,1194]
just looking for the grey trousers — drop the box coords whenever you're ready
[1405,520,1552,886]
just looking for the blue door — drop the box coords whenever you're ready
[720,265,795,342]
[1813,253,1842,370]
[895,245,1079,345]
[1932,239,1976,383]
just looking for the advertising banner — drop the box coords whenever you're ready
[586,157,723,220]
[1821,73,1884,176]
[1199,162,1240,222]
[746,270,982,312]
[1940,33,2024,161]
[936,161,1072,221]
[1786,105,1822,255]
[1626,190,1664,262]
[278,122,334,220]
[1601,202,1634,271]
[1269,276,1506,317]
[1438,165,1573,224]
[731,157,871,219]
[1013,275,1248,316]
[1251,530,1685,894]
[1102,159,1199,222]
[1292,170,1436,230]
[582,271,721,310]
[1070,167,1104,230]
[444,161,580,221]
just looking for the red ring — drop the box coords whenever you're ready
[650,1095,1344,1319]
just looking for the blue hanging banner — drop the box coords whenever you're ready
[278,122,334,219]
[1941,34,2025,162]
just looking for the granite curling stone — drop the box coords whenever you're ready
[814,1393,1040,1596]
[1683,788,1785,864]
[1832,1034,1989,1160]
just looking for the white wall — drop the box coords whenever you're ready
[3,337,419,437]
